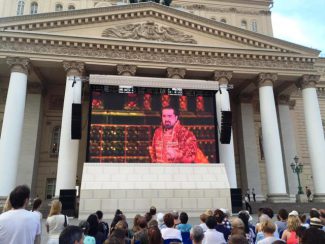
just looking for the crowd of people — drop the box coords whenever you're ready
[1,185,325,244]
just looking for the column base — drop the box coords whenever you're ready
[296,194,308,203]
[312,194,325,202]
[255,194,266,202]
[267,193,290,203]
[288,194,298,203]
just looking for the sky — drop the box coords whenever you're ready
[271,0,325,57]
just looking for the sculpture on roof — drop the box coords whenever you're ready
[129,0,173,7]
[102,21,197,44]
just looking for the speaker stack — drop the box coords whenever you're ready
[71,103,82,140]
[220,111,232,144]
[59,189,77,217]
[230,188,243,213]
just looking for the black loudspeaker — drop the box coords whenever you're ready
[230,188,243,213]
[71,103,82,140]
[220,111,232,144]
[59,189,77,216]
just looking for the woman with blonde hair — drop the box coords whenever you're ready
[2,196,12,213]
[46,200,68,244]
[281,215,300,244]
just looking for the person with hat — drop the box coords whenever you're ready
[309,217,323,229]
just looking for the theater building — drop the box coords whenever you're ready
[0,0,325,215]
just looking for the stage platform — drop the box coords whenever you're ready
[79,163,231,219]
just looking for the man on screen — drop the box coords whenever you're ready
[150,106,198,163]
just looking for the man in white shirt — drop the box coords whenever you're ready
[203,216,226,244]
[0,185,41,244]
[161,213,182,242]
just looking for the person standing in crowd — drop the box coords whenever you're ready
[172,210,181,227]
[252,188,256,202]
[281,215,300,244]
[190,226,205,244]
[300,227,325,243]
[202,216,226,244]
[0,185,41,244]
[306,208,320,226]
[149,206,157,220]
[132,216,149,244]
[87,213,106,244]
[305,187,312,202]
[177,212,192,244]
[309,217,324,229]
[157,213,166,230]
[243,194,252,214]
[161,213,182,242]
[257,220,279,244]
[246,189,251,202]
[214,209,231,241]
[2,196,12,213]
[31,198,43,244]
[59,226,84,244]
[228,234,249,244]
[150,106,198,163]
[219,209,232,230]
[177,212,192,233]
[46,200,68,244]
[148,225,163,244]
[238,211,255,244]
[199,213,208,232]
[79,220,96,244]
[96,210,109,239]
[320,209,325,231]
[274,209,288,237]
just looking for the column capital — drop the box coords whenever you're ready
[296,74,321,89]
[277,94,291,105]
[213,71,233,84]
[256,73,277,87]
[166,67,186,79]
[6,57,30,75]
[62,61,85,76]
[117,64,137,76]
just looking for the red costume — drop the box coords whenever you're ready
[151,121,197,163]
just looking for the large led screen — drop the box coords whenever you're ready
[87,85,219,163]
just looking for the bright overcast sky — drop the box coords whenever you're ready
[272,0,325,57]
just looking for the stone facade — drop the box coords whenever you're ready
[0,1,324,206]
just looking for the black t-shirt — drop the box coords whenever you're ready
[98,221,110,238]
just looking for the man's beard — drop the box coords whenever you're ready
[163,123,173,129]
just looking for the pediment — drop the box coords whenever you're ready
[0,2,320,56]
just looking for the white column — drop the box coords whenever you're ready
[55,61,84,196]
[277,95,298,202]
[238,96,264,201]
[0,57,30,196]
[214,71,237,188]
[257,73,287,201]
[16,91,43,193]
[298,75,325,202]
